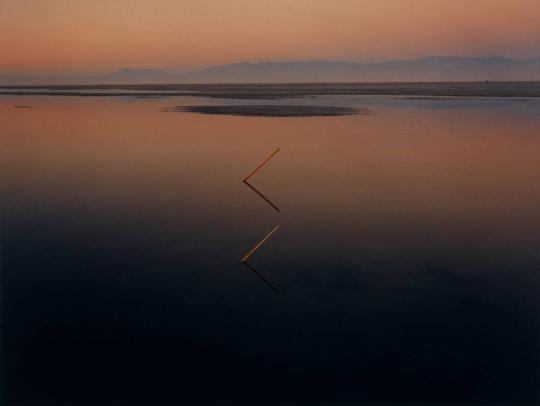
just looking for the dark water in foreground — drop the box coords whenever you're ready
[1,95,540,404]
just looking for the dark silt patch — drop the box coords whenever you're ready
[161,104,364,117]
[13,105,34,108]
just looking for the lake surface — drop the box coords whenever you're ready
[1,93,540,404]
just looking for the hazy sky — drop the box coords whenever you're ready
[2,0,540,74]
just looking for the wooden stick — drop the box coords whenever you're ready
[243,180,280,212]
[241,225,280,262]
[243,148,280,182]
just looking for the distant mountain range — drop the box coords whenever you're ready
[1,57,540,85]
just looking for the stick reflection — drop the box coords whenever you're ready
[240,225,280,294]
[241,261,280,294]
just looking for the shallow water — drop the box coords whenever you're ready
[1,94,539,404]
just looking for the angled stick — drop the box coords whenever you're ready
[243,180,280,212]
[243,148,280,182]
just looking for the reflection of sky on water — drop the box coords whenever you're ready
[1,95,539,404]
[3,87,540,112]
[192,94,540,111]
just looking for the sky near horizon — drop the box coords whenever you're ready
[1,0,540,75]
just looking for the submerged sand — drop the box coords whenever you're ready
[162,105,363,117]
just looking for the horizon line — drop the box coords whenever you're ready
[2,54,540,77]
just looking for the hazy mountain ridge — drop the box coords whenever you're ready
[1,56,539,85]
[182,57,540,82]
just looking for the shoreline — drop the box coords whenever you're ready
[1,81,540,99]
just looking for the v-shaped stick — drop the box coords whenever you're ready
[243,148,280,212]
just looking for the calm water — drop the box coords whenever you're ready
[1,94,540,404]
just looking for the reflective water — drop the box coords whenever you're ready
[1,95,539,404]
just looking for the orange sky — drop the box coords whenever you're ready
[2,0,540,74]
